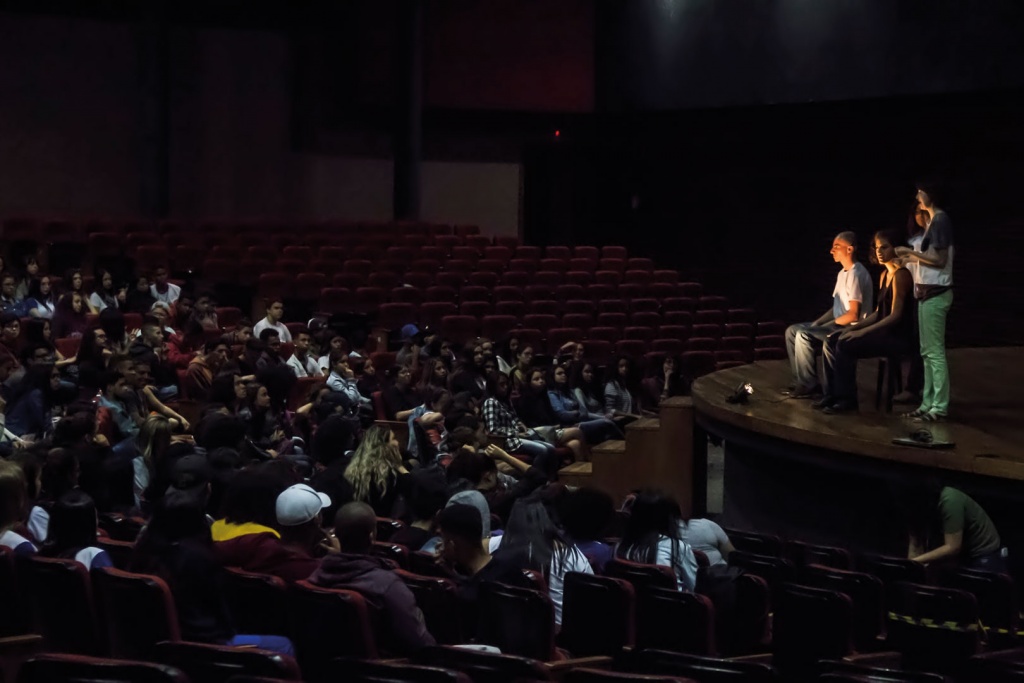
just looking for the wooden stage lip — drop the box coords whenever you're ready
[690,347,1024,481]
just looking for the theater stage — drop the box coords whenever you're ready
[690,347,1024,556]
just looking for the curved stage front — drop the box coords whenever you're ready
[690,347,1024,556]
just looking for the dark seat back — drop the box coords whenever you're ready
[289,580,377,680]
[887,581,979,675]
[605,558,677,592]
[721,529,783,557]
[559,572,635,656]
[786,541,852,570]
[727,551,795,603]
[477,582,555,661]
[19,555,100,654]
[937,567,1018,648]
[336,658,471,683]
[565,669,695,683]
[223,567,291,637]
[968,646,1024,683]
[772,583,853,679]
[637,586,715,656]
[395,569,464,645]
[414,645,552,683]
[0,546,29,636]
[622,649,779,682]
[91,567,180,659]
[370,542,409,569]
[859,555,928,611]
[152,641,301,683]
[818,659,948,682]
[408,551,453,578]
[799,564,885,650]
[18,653,188,683]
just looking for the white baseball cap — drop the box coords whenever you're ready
[275,484,331,527]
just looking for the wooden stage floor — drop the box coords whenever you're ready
[691,346,1024,482]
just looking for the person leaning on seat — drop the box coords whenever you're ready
[784,231,874,398]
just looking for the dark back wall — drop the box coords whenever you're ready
[524,89,1024,347]
[598,0,1024,110]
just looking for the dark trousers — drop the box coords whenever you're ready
[823,331,915,404]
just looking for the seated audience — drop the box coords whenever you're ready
[436,502,534,637]
[286,328,322,378]
[26,275,58,319]
[679,516,734,567]
[616,490,698,592]
[149,266,181,305]
[642,355,686,408]
[547,364,622,445]
[448,343,487,398]
[253,298,292,342]
[326,351,371,410]
[4,363,62,439]
[391,477,448,551]
[343,425,412,517]
[383,365,420,421]
[557,487,616,573]
[132,496,295,654]
[308,501,436,654]
[482,371,559,461]
[604,355,645,424]
[124,275,157,314]
[88,268,124,312]
[509,344,535,392]
[570,361,610,419]
[0,459,38,554]
[185,339,230,402]
[497,496,594,626]
[514,367,586,462]
[446,445,556,523]
[256,329,284,370]
[52,291,89,339]
[38,490,113,570]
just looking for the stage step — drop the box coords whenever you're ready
[592,439,626,458]
[558,461,593,487]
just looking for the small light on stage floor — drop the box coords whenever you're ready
[726,381,754,404]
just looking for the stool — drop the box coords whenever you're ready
[875,356,903,414]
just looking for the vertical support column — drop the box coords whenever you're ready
[659,397,698,518]
[393,0,423,220]
[140,0,170,219]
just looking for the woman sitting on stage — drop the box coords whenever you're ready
[818,230,916,414]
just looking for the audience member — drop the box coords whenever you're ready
[185,339,230,402]
[124,275,157,314]
[0,459,38,554]
[616,490,698,592]
[678,515,734,567]
[383,365,419,421]
[641,355,686,408]
[557,487,616,573]
[88,269,125,312]
[308,501,436,655]
[253,298,292,342]
[514,367,586,462]
[897,481,1003,572]
[132,496,295,654]
[604,355,644,424]
[547,364,622,444]
[286,329,322,378]
[326,351,371,410]
[26,275,58,319]
[256,329,284,370]
[38,490,113,570]
[343,425,412,517]
[509,344,535,392]
[149,266,181,305]
[52,292,89,339]
[4,363,61,439]
[482,371,559,461]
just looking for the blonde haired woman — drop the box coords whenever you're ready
[132,415,174,511]
[343,425,413,517]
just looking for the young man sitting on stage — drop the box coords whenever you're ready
[784,231,873,398]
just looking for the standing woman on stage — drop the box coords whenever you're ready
[896,182,954,422]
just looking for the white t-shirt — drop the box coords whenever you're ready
[486,536,594,626]
[678,518,730,567]
[0,529,37,554]
[27,506,49,543]
[150,283,181,304]
[832,261,874,321]
[72,546,113,570]
[253,318,292,343]
[287,354,323,378]
[548,546,594,626]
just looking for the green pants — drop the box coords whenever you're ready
[917,289,953,416]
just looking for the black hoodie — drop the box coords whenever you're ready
[308,552,435,654]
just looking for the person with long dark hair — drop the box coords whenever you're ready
[26,275,58,319]
[39,490,112,570]
[52,291,89,339]
[88,268,125,313]
[893,205,929,405]
[64,269,97,314]
[417,357,448,397]
[482,370,558,461]
[132,496,295,654]
[495,496,593,626]
[548,363,623,445]
[604,355,645,424]
[4,363,61,439]
[449,342,487,398]
[514,367,586,461]
[895,181,955,422]
[124,274,157,314]
[570,361,608,418]
[616,490,698,592]
[641,355,686,409]
[819,229,917,414]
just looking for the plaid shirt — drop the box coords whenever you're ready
[482,397,523,451]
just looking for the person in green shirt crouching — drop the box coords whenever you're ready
[898,482,1006,573]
